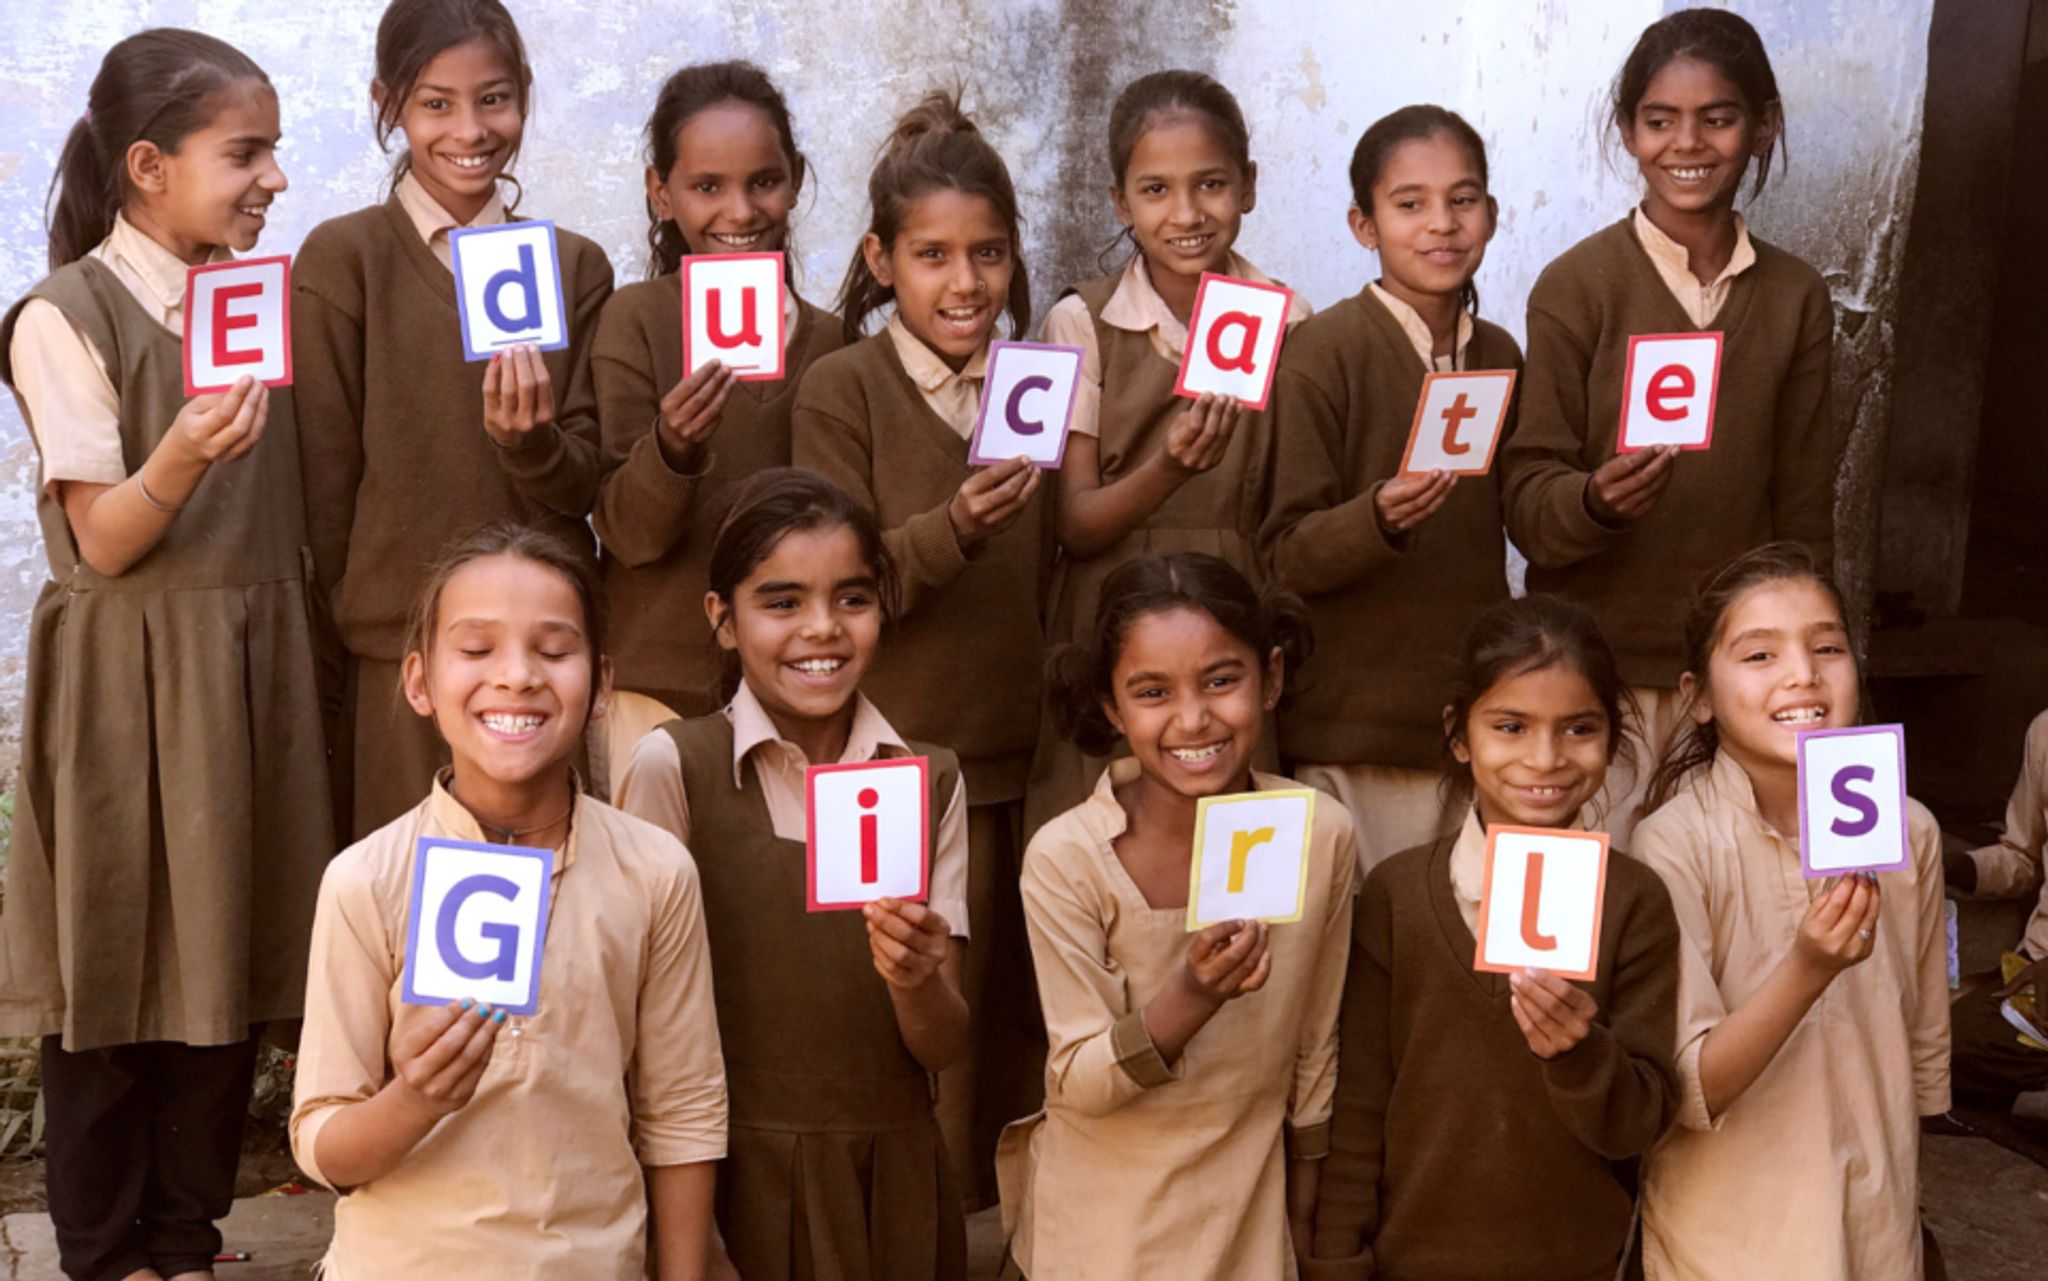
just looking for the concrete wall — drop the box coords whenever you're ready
[0,0,1936,780]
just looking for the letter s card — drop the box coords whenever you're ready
[401,836,555,1015]
[1474,826,1609,981]
[1796,724,1910,877]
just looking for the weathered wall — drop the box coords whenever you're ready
[0,0,1935,780]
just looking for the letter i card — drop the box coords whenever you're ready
[183,256,293,395]
[969,340,1084,467]
[1474,826,1608,981]
[806,757,929,911]
[1796,724,1910,877]
[1185,788,1316,930]
[401,836,555,1015]
[681,251,785,380]
[1173,272,1294,410]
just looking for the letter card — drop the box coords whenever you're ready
[1617,331,1722,451]
[1173,272,1294,411]
[401,836,555,1015]
[1796,724,1910,877]
[183,255,292,396]
[969,340,1084,467]
[807,757,930,911]
[1473,826,1610,981]
[1399,369,1518,476]
[682,251,785,380]
[450,221,569,361]
[1186,788,1317,930]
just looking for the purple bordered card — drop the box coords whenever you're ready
[1795,723,1911,878]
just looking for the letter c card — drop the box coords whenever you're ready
[806,757,929,911]
[183,255,292,396]
[1618,331,1722,451]
[969,340,1083,467]
[1797,724,1910,877]
[401,836,555,1015]
[1399,370,1518,476]
[1186,788,1316,931]
[1173,273,1294,410]
[1474,826,1609,981]
[450,221,569,361]
[682,251,785,380]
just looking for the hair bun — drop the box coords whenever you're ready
[886,89,978,151]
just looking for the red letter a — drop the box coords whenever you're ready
[1205,311,1262,374]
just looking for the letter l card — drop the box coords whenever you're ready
[401,836,555,1015]
[1474,826,1609,981]
[1186,788,1316,930]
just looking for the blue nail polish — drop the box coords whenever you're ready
[492,1009,507,1023]
[460,998,474,1012]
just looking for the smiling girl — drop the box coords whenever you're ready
[1500,8,1839,845]
[295,0,613,838]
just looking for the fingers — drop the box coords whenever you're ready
[663,363,736,446]
[481,349,504,409]
[426,1004,504,1098]
[391,1000,466,1063]
[1595,445,1678,518]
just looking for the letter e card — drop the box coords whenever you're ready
[183,255,292,395]
[1617,331,1722,452]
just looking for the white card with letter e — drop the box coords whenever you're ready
[1172,273,1294,411]
[806,757,930,911]
[1617,332,1722,451]
[969,341,1083,467]
[1796,724,1910,877]
[183,256,292,396]
[1473,826,1610,981]
[682,251,785,381]
[1399,370,1517,476]
[1185,788,1317,930]
[450,221,569,361]
[400,837,555,1016]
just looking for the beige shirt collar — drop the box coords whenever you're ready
[1098,250,1301,356]
[397,171,508,265]
[426,769,581,870]
[885,312,990,388]
[1631,206,1756,327]
[103,212,230,320]
[1449,804,1592,929]
[1367,281,1475,372]
[727,680,909,788]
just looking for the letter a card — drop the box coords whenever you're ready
[450,221,569,361]
[1796,724,1910,877]
[1186,788,1317,931]
[1173,272,1294,411]
[1399,370,1518,476]
[806,757,930,911]
[183,255,292,396]
[969,340,1083,467]
[1474,826,1609,981]
[682,251,785,381]
[1617,331,1722,452]
[401,836,555,1015]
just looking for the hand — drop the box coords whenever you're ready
[166,376,268,465]
[1374,470,1457,535]
[1160,392,1241,476]
[1585,445,1678,524]
[1997,954,2048,1003]
[864,897,950,990]
[657,361,738,461]
[387,998,504,1120]
[946,456,1041,550]
[1792,873,1882,980]
[1509,969,1600,1058]
[482,344,557,447]
[1180,919,1272,1005]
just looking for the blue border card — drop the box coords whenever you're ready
[449,220,570,362]
[400,835,555,1016]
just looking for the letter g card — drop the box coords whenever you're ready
[1796,724,1910,877]
[402,836,555,1014]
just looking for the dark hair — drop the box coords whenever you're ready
[643,60,805,279]
[1100,69,1253,272]
[1611,7,1785,198]
[1349,104,1491,319]
[1045,552,1312,757]
[1441,594,1637,818]
[837,89,1031,343]
[1645,542,1853,810]
[372,0,533,191]
[45,29,272,270]
[705,468,900,703]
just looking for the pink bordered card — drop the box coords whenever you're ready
[1172,271,1295,411]
[1617,331,1722,452]
[804,755,930,911]
[1472,824,1610,982]
[681,250,786,381]
[182,255,293,396]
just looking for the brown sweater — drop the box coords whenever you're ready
[791,332,1052,802]
[591,278,845,715]
[1263,288,1522,770]
[1501,218,1837,687]
[1303,834,1681,1281]
[293,195,613,659]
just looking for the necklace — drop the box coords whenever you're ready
[478,783,575,846]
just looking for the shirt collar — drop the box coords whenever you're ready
[1631,206,1757,289]
[725,680,909,788]
[1098,249,1281,336]
[426,769,582,871]
[1451,803,1594,907]
[884,312,989,391]
[1366,280,1475,368]
[105,213,228,314]
[397,170,508,246]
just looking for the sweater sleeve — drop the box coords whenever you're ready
[1260,358,1405,596]
[291,236,368,606]
[1307,870,1390,1273]
[490,243,613,519]
[589,295,707,568]
[1768,273,1838,570]
[1288,817,1359,1152]
[1500,287,1623,569]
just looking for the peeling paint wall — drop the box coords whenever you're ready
[0,0,1935,779]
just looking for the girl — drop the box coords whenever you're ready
[0,30,331,1281]
[1262,104,1522,875]
[590,60,846,790]
[1500,8,1838,844]
[1029,70,1311,831]
[1632,543,1948,1281]
[1008,552,1355,1280]
[295,0,614,839]
[290,523,725,1281]
[1306,595,1681,1281]
[791,90,1047,1208]
[613,468,973,1280]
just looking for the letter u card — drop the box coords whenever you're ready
[183,256,292,395]
[401,837,555,1015]
[1617,332,1722,451]
[969,340,1083,467]
[1473,826,1609,981]
[1186,788,1316,931]
[1173,273,1294,411]
[1399,370,1518,476]
[449,221,569,361]
[806,757,930,911]
[682,251,785,380]
[1796,724,1910,877]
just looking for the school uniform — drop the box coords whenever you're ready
[792,319,1052,1207]
[1262,285,1522,872]
[1304,810,1680,1281]
[0,214,333,1281]
[293,173,612,838]
[614,688,969,1281]
[290,778,725,1281]
[1633,753,1949,1281]
[1003,762,1353,1281]
[1501,211,1838,843]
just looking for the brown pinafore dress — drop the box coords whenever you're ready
[0,259,333,1051]
[664,715,967,1281]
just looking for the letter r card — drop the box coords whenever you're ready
[1185,788,1316,931]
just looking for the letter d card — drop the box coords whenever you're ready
[807,757,929,911]
[401,837,555,1015]
[183,256,292,395]
[1186,788,1316,930]
[969,340,1083,467]
[1796,724,1910,877]
[1173,273,1293,410]
[1474,826,1609,981]
[450,221,568,361]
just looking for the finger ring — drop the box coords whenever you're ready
[1857,929,1873,941]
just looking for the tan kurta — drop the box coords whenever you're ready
[1967,708,2048,960]
[1010,762,1356,1280]
[1632,752,1949,1281]
[290,781,725,1281]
